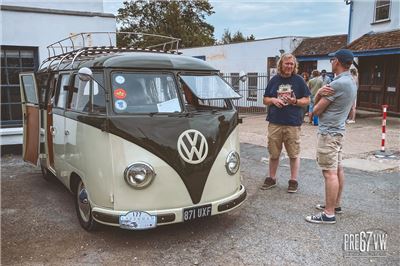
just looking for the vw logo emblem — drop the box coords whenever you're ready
[177,129,208,164]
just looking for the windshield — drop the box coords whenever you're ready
[180,75,241,100]
[111,72,181,114]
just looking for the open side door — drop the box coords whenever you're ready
[19,73,40,165]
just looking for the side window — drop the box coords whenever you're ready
[54,74,70,109]
[70,73,105,113]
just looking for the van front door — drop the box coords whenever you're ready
[19,73,40,165]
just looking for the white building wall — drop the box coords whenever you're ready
[1,9,116,63]
[349,0,400,42]
[181,37,304,74]
[181,37,304,110]
[0,2,116,145]
[1,0,104,13]
[317,60,332,73]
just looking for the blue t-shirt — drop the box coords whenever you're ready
[264,74,310,126]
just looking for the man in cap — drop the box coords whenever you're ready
[320,69,331,85]
[305,49,357,224]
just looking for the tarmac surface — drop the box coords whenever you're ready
[1,112,400,266]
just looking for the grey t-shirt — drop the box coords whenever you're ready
[318,71,357,135]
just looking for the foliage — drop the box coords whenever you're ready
[220,29,256,44]
[117,0,215,49]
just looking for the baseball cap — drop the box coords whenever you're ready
[329,49,354,64]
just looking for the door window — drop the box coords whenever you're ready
[69,73,105,113]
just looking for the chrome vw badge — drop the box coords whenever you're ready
[177,129,208,164]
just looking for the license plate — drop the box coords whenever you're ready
[183,204,212,222]
[119,211,157,230]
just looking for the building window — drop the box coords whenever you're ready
[1,46,38,128]
[247,73,258,100]
[375,0,391,22]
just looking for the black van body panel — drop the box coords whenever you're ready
[108,112,238,204]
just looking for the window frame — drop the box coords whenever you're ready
[374,0,391,23]
[0,46,38,127]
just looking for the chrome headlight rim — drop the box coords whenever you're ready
[225,151,240,175]
[124,162,156,189]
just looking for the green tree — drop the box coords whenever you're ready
[221,28,232,44]
[117,0,215,49]
[219,29,255,44]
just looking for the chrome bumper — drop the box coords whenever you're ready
[92,185,246,228]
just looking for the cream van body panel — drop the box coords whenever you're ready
[110,134,193,210]
[62,117,114,209]
[52,113,66,179]
[201,127,241,203]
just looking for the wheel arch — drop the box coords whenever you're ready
[69,172,81,194]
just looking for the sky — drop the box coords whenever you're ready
[103,0,350,41]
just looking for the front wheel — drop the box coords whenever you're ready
[74,180,97,231]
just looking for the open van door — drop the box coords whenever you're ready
[19,73,40,165]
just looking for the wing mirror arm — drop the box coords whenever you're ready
[78,67,106,93]
[232,70,247,87]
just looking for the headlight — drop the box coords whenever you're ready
[225,151,240,175]
[124,162,156,189]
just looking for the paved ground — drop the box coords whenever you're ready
[1,126,399,265]
[239,113,400,172]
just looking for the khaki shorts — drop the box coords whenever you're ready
[316,133,344,170]
[267,123,301,159]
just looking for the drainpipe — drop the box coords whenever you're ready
[346,0,353,44]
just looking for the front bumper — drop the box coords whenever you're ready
[92,185,246,228]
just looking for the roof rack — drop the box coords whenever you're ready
[40,32,181,70]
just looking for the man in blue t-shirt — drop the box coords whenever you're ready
[261,53,310,193]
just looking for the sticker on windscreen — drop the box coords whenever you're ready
[114,88,127,99]
[115,100,127,110]
[115,75,125,84]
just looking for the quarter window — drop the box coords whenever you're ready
[55,74,70,109]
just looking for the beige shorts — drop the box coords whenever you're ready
[267,123,301,159]
[316,133,344,170]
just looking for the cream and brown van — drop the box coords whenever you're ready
[19,33,246,231]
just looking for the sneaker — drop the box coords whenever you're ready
[260,177,276,190]
[315,204,343,214]
[346,119,355,124]
[305,212,336,224]
[287,180,298,193]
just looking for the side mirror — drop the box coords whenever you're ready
[239,71,247,82]
[78,67,93,81]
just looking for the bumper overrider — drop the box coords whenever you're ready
[92,185,246,230]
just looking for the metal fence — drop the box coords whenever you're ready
[222,73,268,113]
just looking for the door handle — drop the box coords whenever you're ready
[65,130,70,136]
[50,126,56,136]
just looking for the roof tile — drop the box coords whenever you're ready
[293,34,348,57]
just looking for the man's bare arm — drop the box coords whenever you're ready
[313,97,331,116]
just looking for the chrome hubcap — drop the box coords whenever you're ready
[77,181,91,223]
